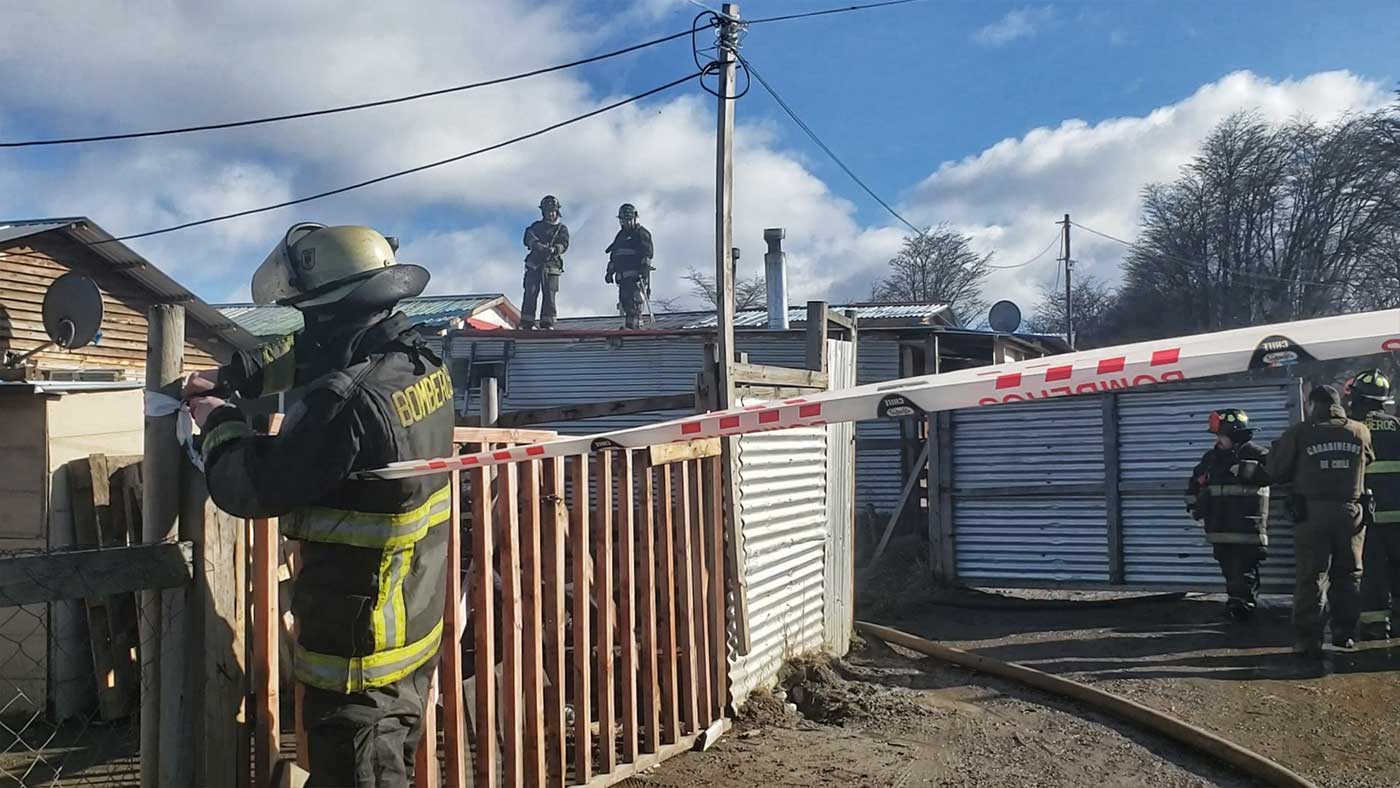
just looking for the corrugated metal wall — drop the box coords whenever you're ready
[941,379,1302,591]
[1118,382,1300,589]
[854,338,904,513]
[951,399,1110,582]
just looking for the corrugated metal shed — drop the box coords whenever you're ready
[218,294,507,338]
[854,338,904,514]
[950,398,1109,582]
[1118,381,1300,589]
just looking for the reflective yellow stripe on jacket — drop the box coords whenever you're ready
[1206,484,1270,498]
[282,484,452,549]
[296,619,443,693]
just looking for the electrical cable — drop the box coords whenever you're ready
[0,28,699,148]
[1070,220,1348,289]
[103,71,702,243]
[736,52,922,237]
[747,0,929,25]
[985,232,1062,270]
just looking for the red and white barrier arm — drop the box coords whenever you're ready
[360,308,1400,480]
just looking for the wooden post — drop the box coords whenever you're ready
[470,464,498,788]
[688,460,713,726]
[569,456,593,783]
[713,3,740,411]
[594,454,617,773]
[141,304,183,788]
[704,457,728,717]
[253,518,279,788]
[656,465,680,743]
[805,301,829,373]
[616,452,639,762]
[637,460,660,755]
[498,462,524,787]
[519,463,547,786]
[673,463,700,735]
[542,459,568,785]
[414,673,440,787]
[442,470,469,788]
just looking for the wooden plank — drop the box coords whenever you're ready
[594,453,617,774]
[414,671,440,787]
[68,457,126,721]
[253,518,280,788]
[688,460,713,727]
[470,464,498,788]
[866,442,933,570]
[805,301,829,372]
[568,455,593,784]
[441,472,469,788]
[575,722,725,788]
[646,438,721,467]
[103,461,142,719]
[498,461,524,788]
[0,542,194,607]
[636,459,660,755]
[452,426,558,444]
[294,682,308,771]
[188,478,247,788]
[823,308,855,332]
[656,464,680,744]
[519,462,547,788]
[542,458,568,786]
[615,452,639,764]
[705,456,728,717]
[493,394,696,429]
[729,362,827,390]
[1104,395,1125,584]
[673,462,700,736]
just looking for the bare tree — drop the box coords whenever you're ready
[870,225,992,322]
[683,266,767,310]
[1110,109,1400,341]
[1024,274,1117,348]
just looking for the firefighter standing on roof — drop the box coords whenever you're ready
[1187,408,1271,620]
[1270,384,1375,656]
[183,223,454,787]
[521,194,569,329]
[604,203,654,329]
[1350,370,1400,639]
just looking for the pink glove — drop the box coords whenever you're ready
[182,370,219,400]
[187,396,227,429]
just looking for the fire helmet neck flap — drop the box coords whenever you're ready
[251,223,429,310]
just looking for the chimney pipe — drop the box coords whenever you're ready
[763,228,788,329]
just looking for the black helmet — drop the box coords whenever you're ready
[1346,369,1393,408]
[539,195,562,215]
[617,203,638,220]
[1208,408,1252,440]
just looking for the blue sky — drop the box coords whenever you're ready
[1,1,1395,321]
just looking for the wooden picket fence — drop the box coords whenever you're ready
[251,428,731,788]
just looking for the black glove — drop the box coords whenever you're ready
[605,270,614,284]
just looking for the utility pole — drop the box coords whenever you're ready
[714,3,740,410]
[1061,213,1074,349]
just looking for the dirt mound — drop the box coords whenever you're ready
[735,689,799,730]
[780,654,931,728]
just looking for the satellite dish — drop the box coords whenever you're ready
[988,300,1022,333]
[42,273,104,349]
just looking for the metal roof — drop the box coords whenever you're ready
[0,379,145,395]
[0,217,261,352]
[217,294,509,338]
[554,301,955,332]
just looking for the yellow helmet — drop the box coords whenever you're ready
[251,223,428,309]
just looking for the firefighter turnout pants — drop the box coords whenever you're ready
[1360,525,1400,638]
[522,267,559,328]
[1212,543,1265,615]
[1293,501,1366,644]
[302,657,440,788]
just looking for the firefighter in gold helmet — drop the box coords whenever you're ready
[1348,370,1400,639]
[183,224,454,786]
[1186,408,1271,620]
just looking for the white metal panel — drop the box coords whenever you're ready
[824,339,857,655]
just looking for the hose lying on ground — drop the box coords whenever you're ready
[923,590,1190,611]
[856,621,1317,788]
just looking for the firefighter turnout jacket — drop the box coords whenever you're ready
[1365,411,1400,524]
[201,312,455,694]
[1270,404,1375,503]
[1187,441,1272,545]
[606,224,654,278]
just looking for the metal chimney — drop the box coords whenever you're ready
[763,228,788,329]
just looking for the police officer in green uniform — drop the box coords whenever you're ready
[521,195,569,329]
[183,223,455,787]
[604,203,654,329]
[1349,370,1400,639]
[1187,408,1271,620]
[1270,384,1375,656]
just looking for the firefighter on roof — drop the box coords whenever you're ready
[1349,369,1400,640]
[183,223,454,787]
[1270,384,1375,657]
[521,194,569,329]
[1187,408,1271,620]
[604,203,654,329]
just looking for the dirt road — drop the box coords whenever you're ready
[636,592,1400,788]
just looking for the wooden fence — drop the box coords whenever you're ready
[253,429,732,788]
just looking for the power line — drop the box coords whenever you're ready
[1069,220,1349,289]
[986,232,1061,270]
[0,28,701,148]
[736,52,923,237]
[746,0,929,25]
[105,72,701,243]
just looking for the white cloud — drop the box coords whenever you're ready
[898,70,1390,321]
[972,6,1056,47]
